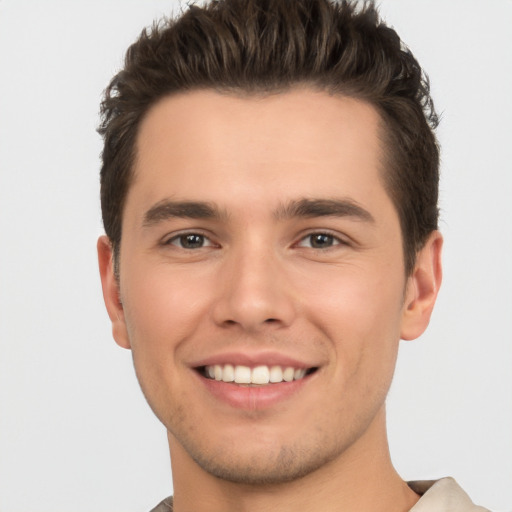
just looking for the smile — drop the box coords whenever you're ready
[201,364,316,385]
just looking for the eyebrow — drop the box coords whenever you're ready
[142,197,374,227]
[143,199,226,227]
[274,198,375,223]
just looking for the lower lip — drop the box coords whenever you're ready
[197,373,312,410]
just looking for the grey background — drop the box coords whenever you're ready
[0,1,511,511]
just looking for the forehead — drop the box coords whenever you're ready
[132,88,386,201]
[137,89,383,161]
[123,89,399,237]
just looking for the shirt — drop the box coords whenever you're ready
[149,477,490,511]
[408,478,490,511]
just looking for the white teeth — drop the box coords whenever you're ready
[234,365,251,384]
[283,367,295,382]
[204,364,310,385]
[269,365,283,383]
[294,368,306,380]
[222,364,235,382]
[251,365,270,385]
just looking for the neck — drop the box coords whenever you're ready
[168,407,419,512]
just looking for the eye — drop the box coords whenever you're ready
[297,232,343,249]
[166,233,214,249]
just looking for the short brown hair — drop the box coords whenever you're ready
[98,0,439,275]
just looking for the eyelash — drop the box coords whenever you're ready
[163,231,347,250]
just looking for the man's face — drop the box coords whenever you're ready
[99,89,439,484]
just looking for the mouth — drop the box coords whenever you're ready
[193,357,321,410]
[197,364,318,386]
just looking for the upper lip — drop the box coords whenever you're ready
[189,350,319,369]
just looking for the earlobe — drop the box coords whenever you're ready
[400,231,443,341]
[97,236,131,349]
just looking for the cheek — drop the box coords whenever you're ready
[119,265,213,424]
[120,263,212,360]
[297,263,404,372]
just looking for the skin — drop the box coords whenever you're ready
[98,89,442,512]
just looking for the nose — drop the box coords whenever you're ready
[211,243,296,332]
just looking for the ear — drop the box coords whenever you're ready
[97,235,131,349]
[400,231,443,341]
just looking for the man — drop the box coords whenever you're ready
[97,0,489,510]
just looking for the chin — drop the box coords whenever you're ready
[178,431,348,486]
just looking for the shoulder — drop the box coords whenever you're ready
[408,477,491,512]
[148,496,173,512]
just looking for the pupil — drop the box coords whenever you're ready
[182,234,203,248]
[311,234,332,248]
